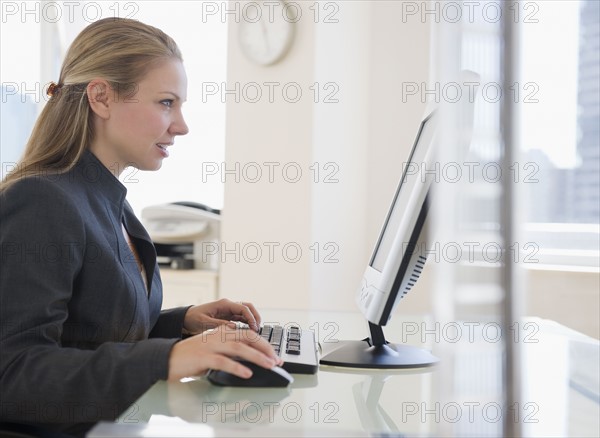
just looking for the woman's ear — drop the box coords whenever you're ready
[87,79,112,119]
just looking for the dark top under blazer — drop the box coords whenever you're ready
[0,150,189,434]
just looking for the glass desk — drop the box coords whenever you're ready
[89,310,599,437]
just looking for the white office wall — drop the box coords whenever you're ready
[219,1,315,309]
[220,1,431,311]
[308,4,371,310]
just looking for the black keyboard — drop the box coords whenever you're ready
[259,324,319,374]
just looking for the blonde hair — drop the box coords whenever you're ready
[1,17,182,191]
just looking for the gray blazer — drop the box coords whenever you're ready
[0,150,189,435]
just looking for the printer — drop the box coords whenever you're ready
[141,202,221,271]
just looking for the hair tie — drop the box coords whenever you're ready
[47,82,62,97]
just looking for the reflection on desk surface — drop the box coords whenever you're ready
[101,367,437,436]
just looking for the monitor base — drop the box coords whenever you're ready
[319,323,438,369]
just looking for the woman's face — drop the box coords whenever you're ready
[91,58,189,175]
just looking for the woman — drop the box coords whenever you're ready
[0,17,279,437]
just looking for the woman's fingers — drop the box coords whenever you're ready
[168,327,282,381]
[183,299,263,333]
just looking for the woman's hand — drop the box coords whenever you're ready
[167,325,281,381]
[182,298,262,334]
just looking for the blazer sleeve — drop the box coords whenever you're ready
[0,179,177,427]
[151,306,192,338]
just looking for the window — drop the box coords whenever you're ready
[459,0,599,268]
[521,0,599,267]
[1,13,41,177]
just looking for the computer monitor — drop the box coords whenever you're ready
[320,110,440,369]
[318,71,478,370]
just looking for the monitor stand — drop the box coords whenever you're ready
[319,322,439,369]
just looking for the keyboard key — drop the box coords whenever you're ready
[258,324,318,374]
[260,325,273,340]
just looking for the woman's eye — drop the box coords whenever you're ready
[160,100,174,108]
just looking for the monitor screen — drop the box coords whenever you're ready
[354,110,438,330]
[370,114,436,273]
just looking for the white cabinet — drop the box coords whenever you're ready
[159,269,218,309]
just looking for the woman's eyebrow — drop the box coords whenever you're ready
[159,91,182,101]
[159,91,186,102]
